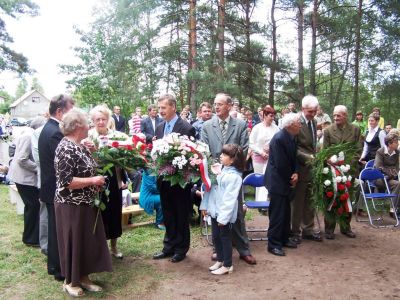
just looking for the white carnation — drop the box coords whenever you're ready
[324,180,331,186]
[340,165,347,172]
[322,167,329,174]
[338,151,345,161]
[335,176,342,183]
[330,155,338,163]
[347,175,352,182]
[342,175,347,182]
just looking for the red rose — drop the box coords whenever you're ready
[345,181,351,188]
[340,193,349,202]
[126,145,133,151]
[337,207,343,215]
[111,141,119,148]
[132,135,145,145]
[332,201,337,208]
[326,191,334,198]
[337,184,345,191]
[147,143,153,150]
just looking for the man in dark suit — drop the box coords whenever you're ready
[201,93,256,265]
[112,105,126,132]
[265,113,301,256]
[153,94,196,263]
[141,104,162,144]
[38,94,74,280]
[291,95,322,243]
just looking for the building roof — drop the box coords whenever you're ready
[9,90,49,108]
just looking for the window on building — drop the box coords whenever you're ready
[32,97,40,103]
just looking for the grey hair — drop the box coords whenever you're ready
[302,95,319,109]
[30,116,46,130]
[60,108,88,135]
[385,133,399,146]
[281,112,300,129]
[215,93,233,105]
[89,104,111,121]
[333,105,348,115]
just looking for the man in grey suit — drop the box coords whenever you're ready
[201,93,256,265]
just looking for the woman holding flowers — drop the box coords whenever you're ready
[84,105,129,259]
[55,109,112,297]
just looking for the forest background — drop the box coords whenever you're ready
[1,0,399,124]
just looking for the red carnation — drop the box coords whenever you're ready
[132,135,145,145]
[326,191,334,198]
[111,141,119,148]
[337,207,343,215]
[340,193,349,202]
[147,143,153,150]
[337,184,345,191]
[126,145,133,151]
[140,144,146,152]
[345,181,351,188]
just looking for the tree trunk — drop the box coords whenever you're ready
[217,0,225,74]
[352,0,362,119]
[309,0,318,95]
[188,0,197,112]
[176,20,184,109]
[297,0,305,100]
[244,0,252,99]
[268,0,277,106]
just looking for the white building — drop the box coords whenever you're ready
[9,90,50,119]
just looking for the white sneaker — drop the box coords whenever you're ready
[211,265,233,275]
[209,261,223,271]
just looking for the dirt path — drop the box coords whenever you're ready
[145,215,400,300]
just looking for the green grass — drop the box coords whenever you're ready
[0,185,189,299]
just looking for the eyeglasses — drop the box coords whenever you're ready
[213,103,226,107]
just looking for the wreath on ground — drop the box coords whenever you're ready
[311,142,359,227]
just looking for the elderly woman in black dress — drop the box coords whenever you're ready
[55,109,112,297]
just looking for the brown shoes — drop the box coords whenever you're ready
[239,255,257,265]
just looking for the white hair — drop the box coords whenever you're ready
[281,112,300,129]
[333,105,348,115]
[302,95,319,109]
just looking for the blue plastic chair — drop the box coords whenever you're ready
[365,159,375,169]
[242,173,269,241]
[356,168,399,228]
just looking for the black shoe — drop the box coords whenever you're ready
[325,232,335,240]
[41,249,48,256]
[302,233,323,242]
[54,274,65,282]
[283,239,298,248]
[341,230,356,238]
[170,254,186,263]
[267,247,285,256]
[290,236,302,244]
[153,252,173,260]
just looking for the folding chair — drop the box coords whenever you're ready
[242,173,269,241]
[365,159,375,169]
[356,168,399,228]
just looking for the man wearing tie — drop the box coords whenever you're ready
[141,105,162,143]
[153,94,196,263]
[201,93,256,265]
[291,95,322,244]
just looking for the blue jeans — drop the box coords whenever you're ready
[211,218,233,267]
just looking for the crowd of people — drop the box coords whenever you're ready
[5,91,400,296]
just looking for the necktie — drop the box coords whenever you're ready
[220,120,227,142]
[308,121,315,147]
[165,123,172,136]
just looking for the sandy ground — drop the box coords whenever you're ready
[145,215,400,300]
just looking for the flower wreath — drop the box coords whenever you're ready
[312,142,359,225]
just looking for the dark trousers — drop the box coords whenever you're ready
[46,203,62,277]
[231,187,251,256]
[15,184,40,245]
[324,213,352,234]
[211,218,233,267]
[160,181,191,255]
[268,193,291,249]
